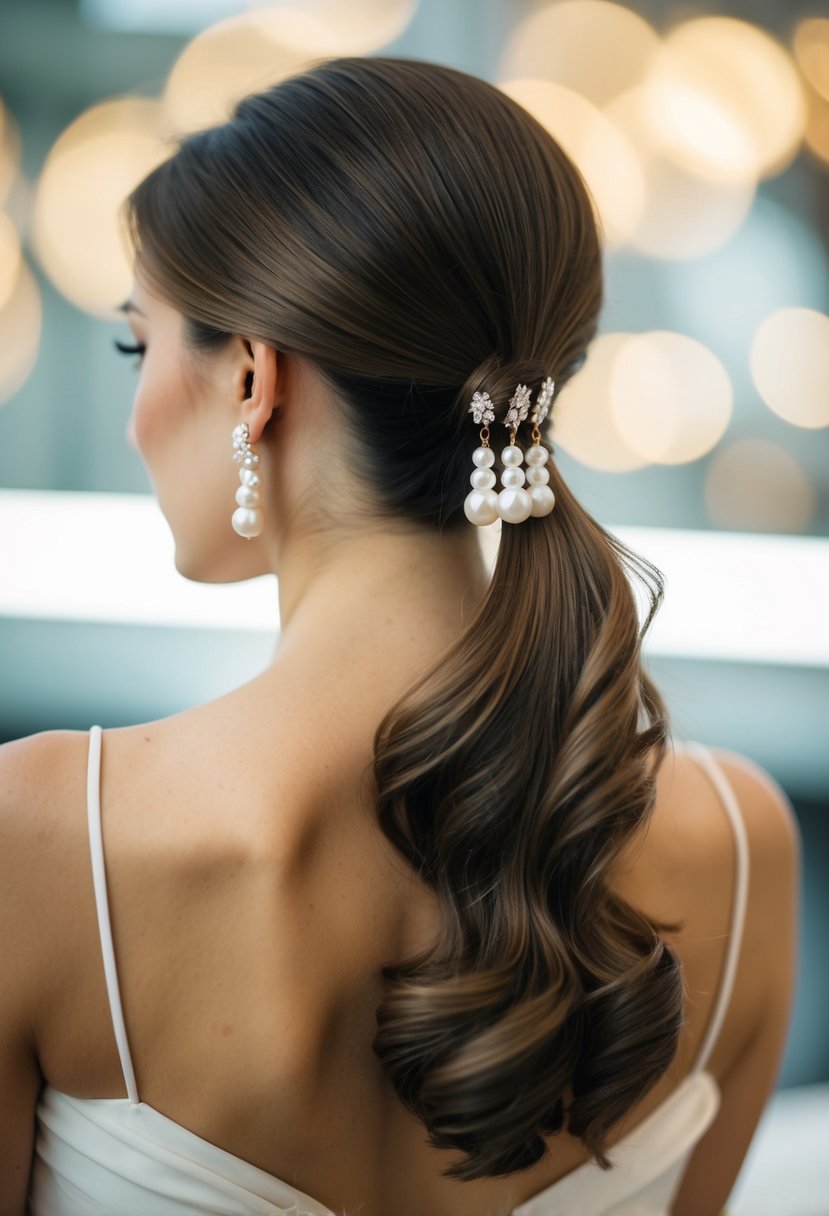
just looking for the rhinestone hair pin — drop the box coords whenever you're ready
[532,376,555,427]
[469,390,496,427]
[505,384,532,431]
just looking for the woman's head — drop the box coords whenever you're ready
[124,56,602,580]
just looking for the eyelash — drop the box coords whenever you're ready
[113,339,146,366]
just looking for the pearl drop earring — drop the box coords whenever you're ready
[231,421,264,539]
[497,383,533,524]
[525,376,556,518]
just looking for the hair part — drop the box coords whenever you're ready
[125,55,683,1182]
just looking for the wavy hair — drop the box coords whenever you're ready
[125,55,683,1182]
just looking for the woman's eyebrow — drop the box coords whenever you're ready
[117,299,147,317]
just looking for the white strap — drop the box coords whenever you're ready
[86,724,140,1104]
[680,739,751,1074]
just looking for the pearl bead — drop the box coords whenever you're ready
[472,446,495,469]
[525,445,549,467]
[530,485,556,517]
[497,487,532,523]
[501,466,525,489]
[235,485,261,508]
[242,452,260,468]
[501,445,523,467]
[526,465,550,486]
[470,467,496,490]
[239,469,261,487]
[232,507,263,538]
[464,488,499,526]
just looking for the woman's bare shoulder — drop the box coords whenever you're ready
[630,740,799,879]
[0,728,90,868]
[612,740,800,1061]
[704,743,801,1001]
[659,741,800,944]
[0,730,93,1015]
[0,732,87,1216]
[705,745,801,855]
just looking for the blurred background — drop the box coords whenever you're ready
[0,1,827,1210]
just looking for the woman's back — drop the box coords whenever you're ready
[20,610,798,1216]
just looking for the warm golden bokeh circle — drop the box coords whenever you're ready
[552,329,733,471]
[705,437,817,532]
[499,79,645,248]
[162,13,312,135]
[610,331,732,464]
[163,1,418,135]
[498,1,661,107]
[0,259,42,405]
[651,17,806,181]
[248,0,419,56]
[0,211,22,311]
[793,18,829,104]
[750,308,829,429]
[605,87,756,258]
[0,99,21,208]
[801,82,829,167]
[32,97,170,316]
[551,333,649,472]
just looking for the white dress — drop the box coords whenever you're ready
[28,727,749,1216]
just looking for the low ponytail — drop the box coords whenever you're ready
[124,53,685,1183]
[372,452,685,1180]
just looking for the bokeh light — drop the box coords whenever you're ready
[793,18,829,104]
[610,331,732,464]
[662,196,829,364]
[499,80,645,248]
[648,17,806,182]
[498,1,661,107]
[163,13,313,134]
[32,97,170,317]
[705,437,817,532]
[0,98,21,208]
[802,82,829,168]
[164,1,418,135]
[606,87,755,258]
[247,0,419,56]
[0,212,22,311]
[750,308,829,429]
[639,68,755,186]
[551,333,648,472]
[0,259,42,405]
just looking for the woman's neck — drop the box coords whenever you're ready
[272,521,491,661]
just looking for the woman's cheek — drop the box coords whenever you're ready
[129,379,163,457]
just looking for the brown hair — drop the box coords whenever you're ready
[125,56,683,1182]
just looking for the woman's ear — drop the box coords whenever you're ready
[237,339,278,441]
[242,340,255,400]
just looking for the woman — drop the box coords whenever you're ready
[1,57,799,1216]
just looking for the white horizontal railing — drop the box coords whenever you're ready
[1,489,827,668]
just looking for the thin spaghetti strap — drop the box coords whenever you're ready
[86,724,140,1104]
[680,740,751,1075]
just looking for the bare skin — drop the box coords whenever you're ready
[0,277,800,1215]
